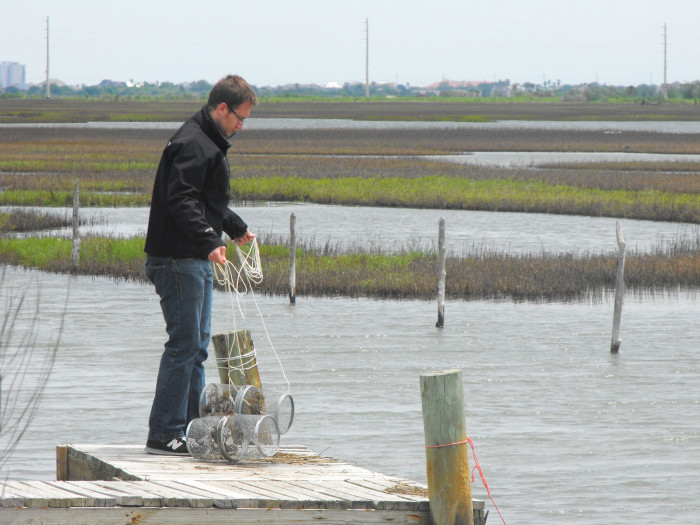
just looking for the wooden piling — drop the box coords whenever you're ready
[289,212,297,304]
[71,179,80,269]
[611,221,626,353]
[436,218,446,328]
[56,445,68,481]
[420,369,473,525]
[211,330,262,387]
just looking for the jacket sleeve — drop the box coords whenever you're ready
[165,141,225,257]
[222,208,248,241]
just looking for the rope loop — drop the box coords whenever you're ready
[211,238,290,394]
[425,436,507,525]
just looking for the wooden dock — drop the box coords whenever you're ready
[0,443,486,525]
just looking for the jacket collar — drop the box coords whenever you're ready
[194,106,231,152]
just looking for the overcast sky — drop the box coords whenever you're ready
[1,0,697,88]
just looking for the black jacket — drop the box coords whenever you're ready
[144,107,248,259]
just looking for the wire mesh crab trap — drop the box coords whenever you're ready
[235,385,294,434]
[219,413,280,460]
[185,416,226,461]
[199,383,238,418]
[199,383,294,434]
[186,413,280,462]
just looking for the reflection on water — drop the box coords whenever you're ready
[1,266,698,525]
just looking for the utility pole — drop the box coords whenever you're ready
[365,18,369,98]
[45,16,50,99]
[663,23,667,88]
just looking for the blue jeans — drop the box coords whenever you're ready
[145,256,213,441]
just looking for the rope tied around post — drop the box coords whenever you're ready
[425,435,507,525]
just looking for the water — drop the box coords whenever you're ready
[428,151,700,167]
[1,264,699,524]
[4,118,700,133]
[3,203,697,256]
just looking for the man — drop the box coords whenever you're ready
[143,74,256,455]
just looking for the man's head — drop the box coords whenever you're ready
[207,75,257,138]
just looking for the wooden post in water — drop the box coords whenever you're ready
[211,330,262,387]
[436,218,446,328]
[71,179,80,269]
[420,369,474,525]
[289,213,297,304]
[56,445,68,481]
[611,221,626,353]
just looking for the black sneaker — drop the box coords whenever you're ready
[145,437,189,455]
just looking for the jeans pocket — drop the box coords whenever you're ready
[145,259,168,294]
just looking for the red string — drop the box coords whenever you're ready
[425,439,469,448]
[426,436,507,525]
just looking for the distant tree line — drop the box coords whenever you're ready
[2,77,700,103]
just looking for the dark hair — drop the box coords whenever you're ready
[206,75,257,111]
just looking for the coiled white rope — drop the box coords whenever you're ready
[212,239,290,393]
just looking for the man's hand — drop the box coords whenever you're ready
[208,245,227,265]
[235,229,256,246]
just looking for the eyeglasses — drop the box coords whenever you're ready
[226,104,247,124]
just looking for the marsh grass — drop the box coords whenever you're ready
[7,98,700,123]
[232,175,700,223]
[0,236,146,281]
[0,235,697,302]
[1,148,699,222]
[0,209,71,232]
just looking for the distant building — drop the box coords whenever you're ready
[0,61,26,88]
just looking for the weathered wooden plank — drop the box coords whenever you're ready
[136,480,216,508]
[344,477,434,512]
[11,481,81,508]
[329,478,419,502]
[292,479,425,511]
[180,481,298,500]
[200,480,348,511]
[109,479,214,508]
[278,479,375,510]
[188,478,335,508]
[178,480,258,508]
[195,462,399,482]
[221,480,302,501]
[242,479,346,502]
[41,481,101,507]
[0,482,30,508]
[51,481,117,507]
[0,506,431,525]
[299,479,388,501]
[170,479,249,500]
[82,481,146,507]
[156,480,243,509]
[348,476,428,499]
